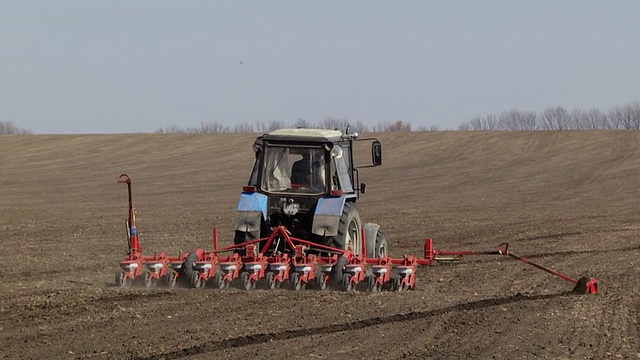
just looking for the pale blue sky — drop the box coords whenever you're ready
[1,1,639,134]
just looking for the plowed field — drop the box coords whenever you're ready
[1,131,639,359]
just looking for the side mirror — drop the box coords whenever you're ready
[372,140,382,166]
[360,183,366,194]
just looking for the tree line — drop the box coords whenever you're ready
[155,118,435,134]
[458,101,640,131]
[3,100,640,135]
[0,121,33,135]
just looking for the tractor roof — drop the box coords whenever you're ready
[264,128,344,141]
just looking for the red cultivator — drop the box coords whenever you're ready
[185,225,599,294]
[114,174,195,288]
[113,173,598,295]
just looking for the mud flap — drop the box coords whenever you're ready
[311,197,347,237]
[235,192,268,232]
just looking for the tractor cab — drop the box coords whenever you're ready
[260,145,328,195]
[249,128,368,198]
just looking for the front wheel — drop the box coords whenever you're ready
[142,269,153,287]
[315,272,327,291]
[290,272,302,291]
[115,269,129,287]
[266,272,277,290]
[164,268,177,288]
[241,272,254,291]
[342,273,353,291]
[191,271,203,288]
[213,273,226,289]
[366,275,379,292]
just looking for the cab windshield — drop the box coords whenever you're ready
[261,146,326,194]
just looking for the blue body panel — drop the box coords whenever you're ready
[237,192,268,220]
[315,196,347,216]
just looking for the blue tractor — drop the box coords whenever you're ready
[234,126,387,258]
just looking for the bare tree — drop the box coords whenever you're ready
[583,108,609,129]
[622,101,640,130]
[498,109,521,131]
[266,119,288,132]
[188,121,228,133]
[468,115,484,131]
[352,120,370,132]
[318,117,350,131]
[294,118,311,129]
[518,110,537,130]
[416,124,440,132]
[540,106,571,130]
[485,114,498,130]
[384,119,411,132]
[156,124,187,134]
[607,105,625,129]
[233,122,255,133]
[458,122,471,131]
[570,108,586,130]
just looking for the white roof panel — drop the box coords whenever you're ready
[267,128,343,139]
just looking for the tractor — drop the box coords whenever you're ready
[232,126,386,258]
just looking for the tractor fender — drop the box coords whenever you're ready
[235,192,268,232]
[311,195,355,237]
[363,223,381,257]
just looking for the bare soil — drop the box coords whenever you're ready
[1,131,639,359]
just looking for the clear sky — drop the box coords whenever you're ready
[1,1,639,134]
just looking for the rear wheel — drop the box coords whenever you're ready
[327,202,362,255]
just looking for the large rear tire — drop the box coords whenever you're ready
[328,202,362,255]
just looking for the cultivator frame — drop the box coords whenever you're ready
[113,174,598,295]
